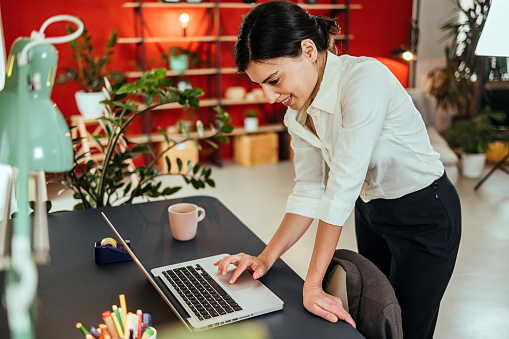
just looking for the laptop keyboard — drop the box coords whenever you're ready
[163,264,243,321]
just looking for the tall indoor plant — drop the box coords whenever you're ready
[424,0,506,120]
[56,68,233,210]
[56,25,122,119]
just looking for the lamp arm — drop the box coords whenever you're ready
[17,15,84,65]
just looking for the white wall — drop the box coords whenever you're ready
[414,0,459,89]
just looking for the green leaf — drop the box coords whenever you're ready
[206,178,216,187]
[73,203,84,211]
[123,182,132,196]
[193,163,200,175]
[205,139,218,149]
[165,155,172,172]
[162,186,182,195]
[177,157,183,173]
[131,144,153,154]
[196,120,204,138]
[179,120,190,138]
[86,160,95,171]
[158,126,170,144]
[220,124,234,134]
[216,135,230,143]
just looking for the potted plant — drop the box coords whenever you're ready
[442,106,505,178]
[244,109,259,132]
[56,25,123,119]
[165,46,200,72]
[55,68,233,210]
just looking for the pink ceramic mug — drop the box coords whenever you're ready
[168,203,206,241]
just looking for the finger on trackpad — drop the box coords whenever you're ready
[216,269,260,291]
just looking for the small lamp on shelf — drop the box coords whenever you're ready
[180,13,189,37]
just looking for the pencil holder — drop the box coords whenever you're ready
[94,238,133,265]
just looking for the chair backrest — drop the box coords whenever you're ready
[323,249,403,339]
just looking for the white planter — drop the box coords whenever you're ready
[244,117,258,132]
[461,152,486,178]
[75,91,106,119]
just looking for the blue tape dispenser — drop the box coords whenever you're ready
[95,237,133,265]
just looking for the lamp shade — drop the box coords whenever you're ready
[475,0,509,57]
[0,38,73,172]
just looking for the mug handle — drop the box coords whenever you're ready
[197,207,206,222]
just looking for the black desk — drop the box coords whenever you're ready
[0,196,363,339]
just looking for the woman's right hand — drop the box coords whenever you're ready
[214,253,270,284]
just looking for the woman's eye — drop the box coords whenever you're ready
[269,79,279,85]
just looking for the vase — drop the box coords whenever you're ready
[75,91,106,119]
[169,55,189,72]
[461,152,486,178]
[244,117,258,132]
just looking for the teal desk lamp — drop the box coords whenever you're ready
[0,12,83,339]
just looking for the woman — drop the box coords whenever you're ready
[214,1,461,338]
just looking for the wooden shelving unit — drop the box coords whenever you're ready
[120,1,361,165]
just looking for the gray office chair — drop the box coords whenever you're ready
[323,249,403,339]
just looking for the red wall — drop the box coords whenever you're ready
[0,0,412,158]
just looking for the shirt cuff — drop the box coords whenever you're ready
[286,194,321,219]
[315,195,354,227]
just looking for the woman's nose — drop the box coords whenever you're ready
[261,85,280,104]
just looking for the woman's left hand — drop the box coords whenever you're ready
[302,284,356,328]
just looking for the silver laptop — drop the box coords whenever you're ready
[101,212,283,332]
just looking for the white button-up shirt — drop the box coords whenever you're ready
[284,53,444,227]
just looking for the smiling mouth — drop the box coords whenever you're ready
[281,96,291,106]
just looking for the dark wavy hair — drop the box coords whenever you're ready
[235,0,340,72]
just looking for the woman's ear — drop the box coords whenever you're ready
[301,39,318,62]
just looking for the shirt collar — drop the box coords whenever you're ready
[307,51,343,115]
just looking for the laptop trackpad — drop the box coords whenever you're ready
[216,269,260,291]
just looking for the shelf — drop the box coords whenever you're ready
[153,97,267,110]
[123,2,362,10]
[123,2,216,8]
[129,123,286,144]
[485,81,509,90]
[118,36,237,44]
[122,1,357,165]
[125,67,238,78]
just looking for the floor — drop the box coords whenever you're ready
[48,160,509,339]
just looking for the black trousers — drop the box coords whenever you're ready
[355,172,461,339]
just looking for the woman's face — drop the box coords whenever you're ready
[245,41,320,111]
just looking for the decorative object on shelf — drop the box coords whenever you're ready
[246,88,264,101]
[225,86,246,100]
[56,24,123,119]
[244,109,259,132]
[234,132,279,167]
[55,68,233,210]
[177,79,192,91]
[166,46,200,73]
[0,14,83,339]
[441,106,506,178]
